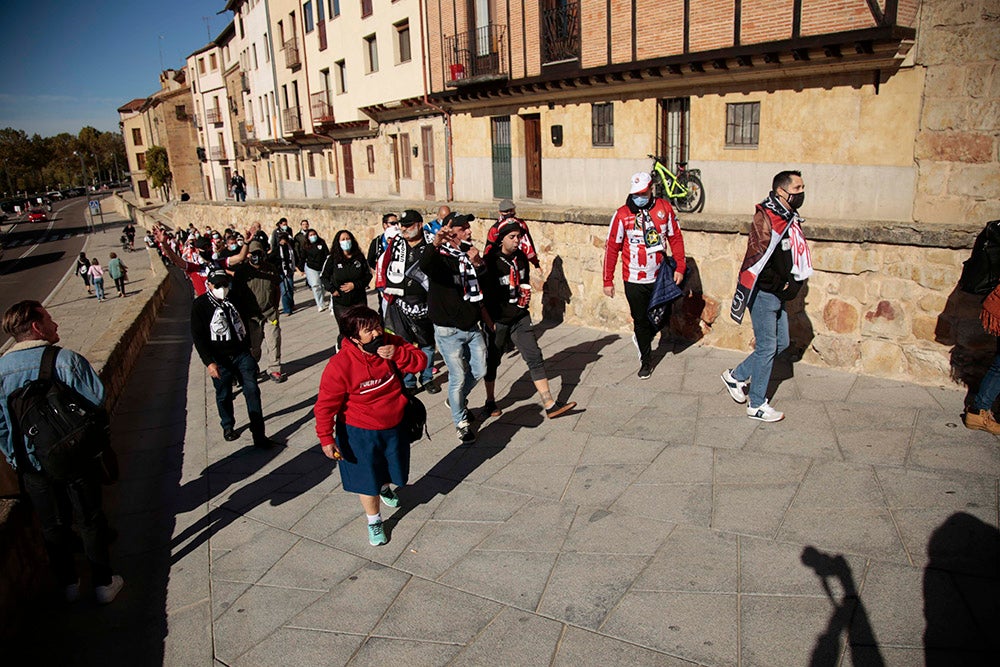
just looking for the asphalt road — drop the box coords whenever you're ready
[0,195,111,343]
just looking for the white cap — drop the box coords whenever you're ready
[629,172,652,194]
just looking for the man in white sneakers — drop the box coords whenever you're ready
[723,170,812,422]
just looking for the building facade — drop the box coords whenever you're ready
[188,26,239,202]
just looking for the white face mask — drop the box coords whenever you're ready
[210,285,230,300]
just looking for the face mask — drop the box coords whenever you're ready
[209,285,230,299]
[309,235,318,243]
[401,225,420,240]
[631,194,650,207]
[359,334,384,355]
[786,191,805,210]
[249,251,263,265]
[228,243,237,251]
[339,240,352,252]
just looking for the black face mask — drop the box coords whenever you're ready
[249,251,264,265]
[785,191,805,210]
[358,334,384,355]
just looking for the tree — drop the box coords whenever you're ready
[146,145,171,200]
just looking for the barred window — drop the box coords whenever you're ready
[726,102,760,148]
[592,103,613,147]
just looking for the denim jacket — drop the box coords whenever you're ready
[0,340,106,471]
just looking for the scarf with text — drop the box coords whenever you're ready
[438,243,483,302]
[207,292,247,342]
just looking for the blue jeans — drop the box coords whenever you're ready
[403,345,436,388]
[92,276,105,300]
[211,351,265,439]
[733,290,789,408]
[304,265,325,309]
[279,274,295,315]
[434,325,487,426]
[972,338,1000,412]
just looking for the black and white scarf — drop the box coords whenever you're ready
[495,252,524,304]
[438,243,483,302]
[207,293,247,342]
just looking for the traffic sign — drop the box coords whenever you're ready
[89,200,101,213]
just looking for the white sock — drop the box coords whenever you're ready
[367,513,382,525]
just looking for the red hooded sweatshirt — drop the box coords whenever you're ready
[314,333,427,446]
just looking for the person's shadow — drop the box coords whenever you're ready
[923,512,1000,664]
[935,285,994,409]
[801,545,884,666]
[541,255,571,324]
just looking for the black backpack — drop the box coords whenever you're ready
[960,220,1000,295]
[7,346,112,481]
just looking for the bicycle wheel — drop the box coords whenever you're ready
[675,174,705,213]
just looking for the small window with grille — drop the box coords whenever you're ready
[591,103,613,147]
[725,102,760,148]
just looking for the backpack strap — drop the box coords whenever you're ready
[37,345,61,382]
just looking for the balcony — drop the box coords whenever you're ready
[205,108,223,125]
[284,37,301,70]
[241,72,250,92]
[209,146,227,160]
[282,106,303,133]
[444,24,508,87]
[310,91,335,126]
[542,0,581,64]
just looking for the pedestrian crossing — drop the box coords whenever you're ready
[1,232,81,247]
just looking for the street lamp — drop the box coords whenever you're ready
[73,151,94,232]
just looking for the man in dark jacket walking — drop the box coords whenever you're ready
[191,269,276,446]
[233,242,287,383]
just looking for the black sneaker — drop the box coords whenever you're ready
[269,371,287,384]
[638,361,652,380]
[457,421,476,443]
[223,428,238,441]
[253,437,278,449]
[422,380,441,395]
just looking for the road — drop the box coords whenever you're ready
[0,195,111,343]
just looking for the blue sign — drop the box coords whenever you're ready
[89,200,101,213]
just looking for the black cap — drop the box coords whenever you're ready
[399,209,423,226]
[207,268,231,286]
[496,221,522,239]
[445,212,474,228]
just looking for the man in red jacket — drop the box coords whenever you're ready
[603,172,686,379]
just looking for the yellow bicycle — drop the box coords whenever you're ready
[649,155,705,213]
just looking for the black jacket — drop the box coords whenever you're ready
[321,253,372,308]
[301,236,329,271]
[419,245,486,331]
[190,292,254,366]
[484,248,530,325]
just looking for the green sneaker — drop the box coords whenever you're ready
[380,486,401,508]
[368,520,387,546]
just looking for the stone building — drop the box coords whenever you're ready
[187,25,239,201]
[117,99,153,202]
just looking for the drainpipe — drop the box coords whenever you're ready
[418,0,454,202]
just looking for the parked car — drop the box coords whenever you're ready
[46,190,63,200]
[27,208,48,223]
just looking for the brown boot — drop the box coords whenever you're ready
[964,409,1000,435]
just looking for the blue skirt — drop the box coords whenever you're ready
[335,422,410,496]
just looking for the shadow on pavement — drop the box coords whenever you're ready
[0,250,66,275]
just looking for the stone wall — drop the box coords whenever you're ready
[913,0,1000,224]
[164,198,987,388]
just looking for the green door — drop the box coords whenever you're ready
[491,116,512,200]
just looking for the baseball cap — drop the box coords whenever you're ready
[496,221,522,239]
[399,209,424,226]
[207,268,231,286]
[498,198,515,213]
[445,212,474,228]
[629,172,653,194]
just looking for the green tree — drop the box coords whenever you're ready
[146,145,171,199]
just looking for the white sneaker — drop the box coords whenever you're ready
[721,369,748,404]
[64,580,81,603]
[747,401,784,422]
[96,575,124,604]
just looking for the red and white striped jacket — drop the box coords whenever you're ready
[603,197,686,286]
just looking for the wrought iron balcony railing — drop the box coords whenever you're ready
[205,108,223,125]
[542,1,581,64]
[444,24,507,86]
[241,72,251,92]
[310,91,335,123]
[209,146,227,160]
[284,37,301,70]
[282,106,302,133]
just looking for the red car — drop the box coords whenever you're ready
[27,208,48,223]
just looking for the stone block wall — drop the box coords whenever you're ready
[165,198,987,388]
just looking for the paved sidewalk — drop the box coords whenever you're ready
[17,271,1000,665]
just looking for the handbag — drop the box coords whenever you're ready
[388,360,428,442]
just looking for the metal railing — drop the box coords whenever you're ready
[283,37,300,69]
[444,24,507,84]
[240,72,251,92]
[282,106,302,133]
[209,146,227,160]
[542,0,581,63]
[310,91,334,122]
[205,108,223,125]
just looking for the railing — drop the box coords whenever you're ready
[205,108,223,125]
[444,24,508,85]
[310,91,334,122]
[241,72,250,92]
[282,106,302,133]
[284,37,301,69]
[209,146,227,160]
[542,0,581,63]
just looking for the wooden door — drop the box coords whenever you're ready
[341,142,355,194]
[421,125,435,199]
[523,114,542,199]
[390,135,400,194]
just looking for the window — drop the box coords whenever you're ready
[364,35,378,73]
[198,57,206,74]
[175,105,187,120]
[400,133,411,178]
[252,44,258,69]
[335,60,347,93]
[209,53,218,70]
[294,154,301,180]
[395,20,411,64]
[327,151,335,174]
[726,102,760,148]
[136,152,146,170]
[361,0,372,18]
[308,152,316,177]
[283,155,290,179]
[317,0,325,21]
[330,0,340,17]
[366,145,375,173]
[592,103,614,147]
[132,128,143,146]
[304,2,314,32]
[264,33,270,61]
